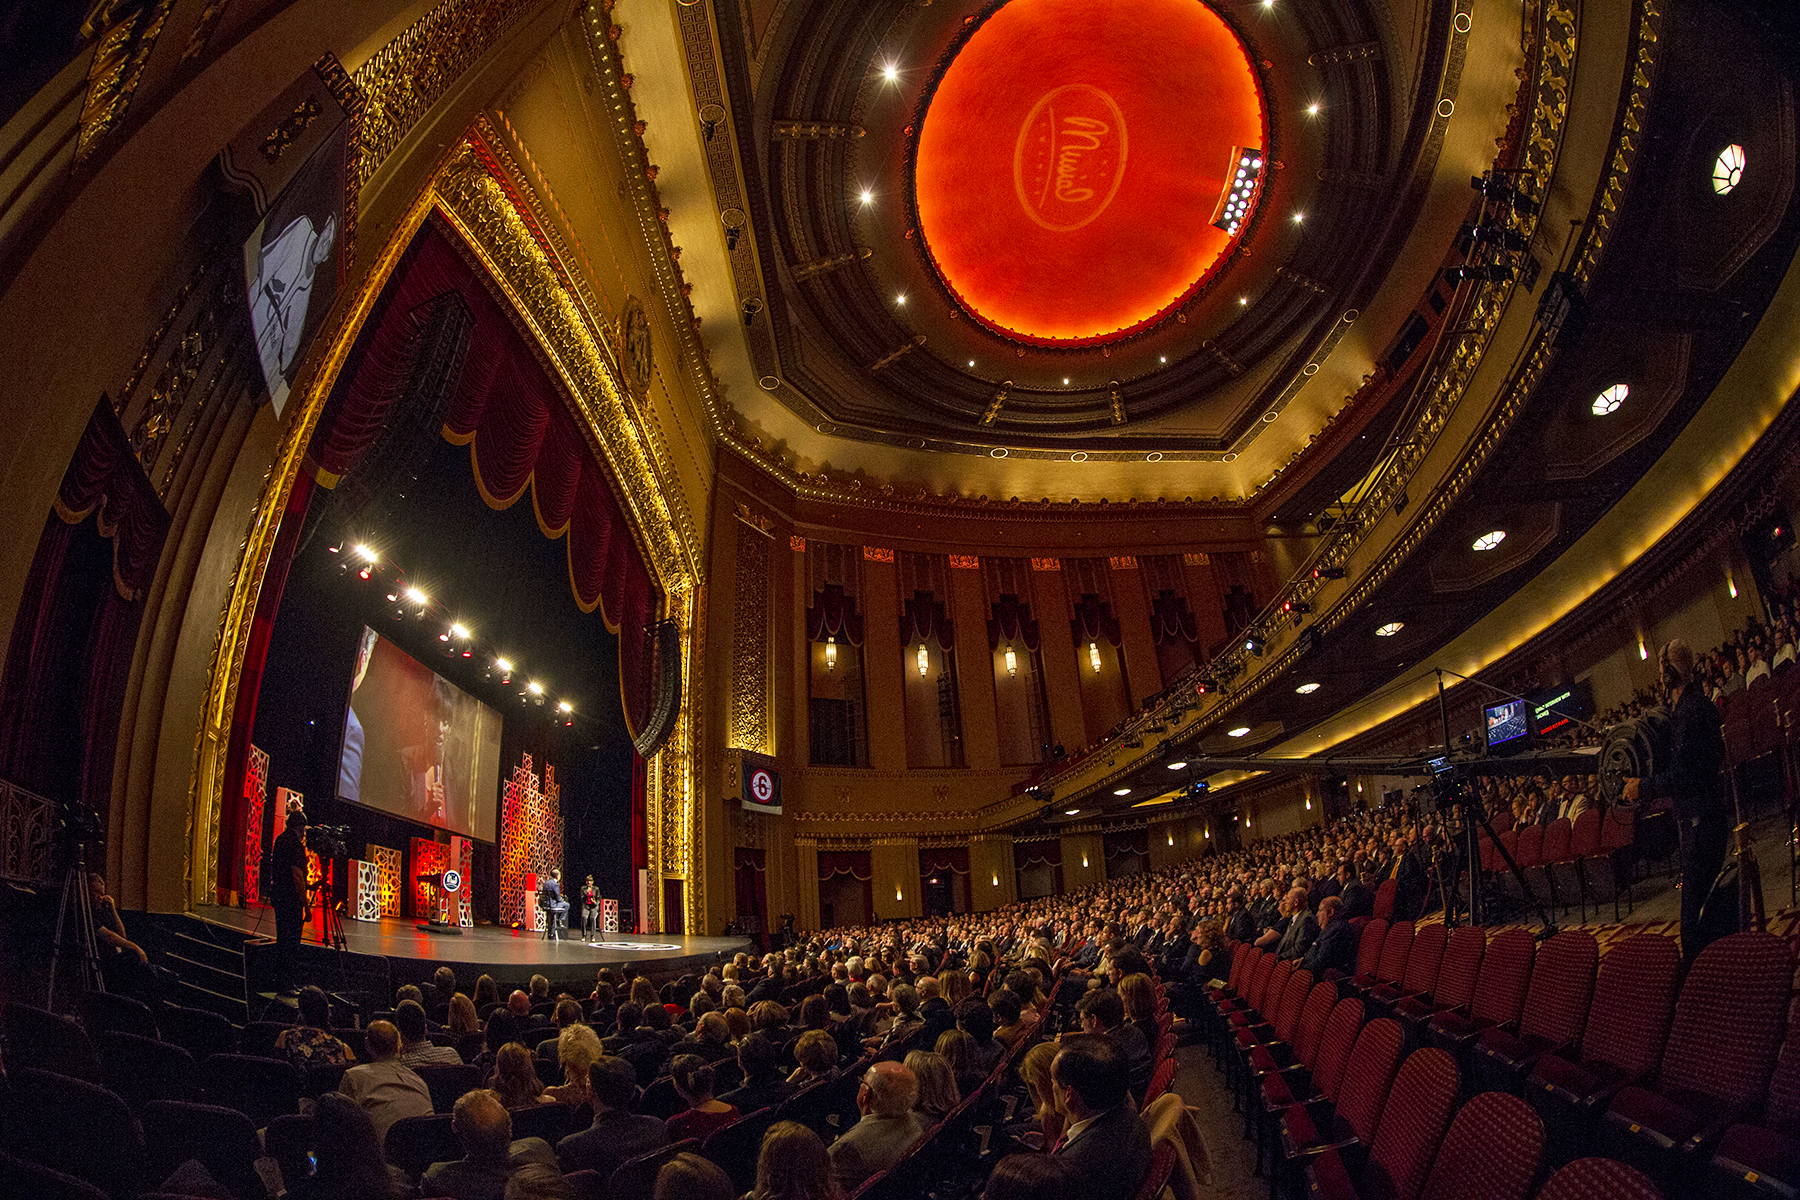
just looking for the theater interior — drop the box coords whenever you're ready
[4,0,1800,1196]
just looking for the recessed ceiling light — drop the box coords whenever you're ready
[1113,787,1131,796]
[968,360,976,367]
[1472,530,1507,551]
[1239,296,1249,305]
[1713,143,1746,194]
[859,189,873,205]
[895,294,906,305]
[1065,808,1081,815]
[1228,726,1251,737]
[1292,211,1305,224]
[1295,682,1320,694]
[1167,761,1188,770]
[1376,622,1404,637]
[1159,356,1167,363]
[1307,102,1321,116]
[881,63,899,83]
[1592,383,1628,416]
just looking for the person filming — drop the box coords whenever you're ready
[270,805,310,991]
[1623,637,1731,965]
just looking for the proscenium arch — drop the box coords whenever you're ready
[190,134,703,932]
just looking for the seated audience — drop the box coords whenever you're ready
[397,997,463,1067]
[788,1029,840,1087]
[287,1092,410,1200]
[1075,989,1151,1097]
[487,1042,551,1109]
[985,1153,1072,1200]
[543,1022,603,1108]
[666,1054,740,1142]
[828,1061,926,1192]
[474,973,501,1019]
[337,1019,432,1145]
[934,1029,987,1098]
[421,1089,558,1200]
[720,1030,795,1111]
[556,1054,669,1176]
[750,1120,841,1200]
[503,1162,572,1200]
[1050,1036,1151,1200]
[274,984,354,1067]
[655,1152,737,1200]
[1301,896,1354,977]
[905,1049,959,1125]
[449,992,484,1036]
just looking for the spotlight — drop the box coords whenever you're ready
[451,623,470,639]
[528,681,544,695]
[358,566,371,580]
[1280,599,1310,615]
[1188,779,1210,797]
[1244,633,1265,657]
[406,587,428,605]
[558,700,573,714]
[355,544,377,563]
[1311,566,1345,580]
[495,658,513,673]
[1195,676,1217,695]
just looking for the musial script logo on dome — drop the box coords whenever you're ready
[1014,84,1128,232]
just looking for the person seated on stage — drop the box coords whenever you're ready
[275,984,355,1067]
[719,1030,795,1112]
[538,869,570,941]
[1049,1036,1151,1200]
[674,1010,736,1064]
[544,1023,603,1110]
[486,1042,551,1110]
[429,965,460,1024]
[420,1089,557,1200]
[397,998,463,1068]
[556,1055,669,1178]
[664,1055,739,1144]
[787,1030,840,1088]
[448,993,483,1037]
[828,1061,925,1193]
[338,1020,433,1146]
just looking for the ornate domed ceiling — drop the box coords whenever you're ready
[635,0,1528,502]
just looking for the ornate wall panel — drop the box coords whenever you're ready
[240,744,267,904]
[369,843,402,916]
[499,753,563,929]
[729,517,771,752]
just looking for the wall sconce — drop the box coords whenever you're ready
[1244,814,1252,828]
[1204,826,1210,839]
[1305,796,1312,810]
[825,636,837,671]
[896,885,904,901]
[991,873,1000,886]
[1729,569,1739,599]
[1004,646,1017,677]
[1167,832,1175,846]
[1082,853,1089,868]
[917,644,929,676]
[1088,641,1102,673]
[1638,633,1648,660]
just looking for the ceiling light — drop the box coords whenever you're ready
[527,681,544,695]
[1228,726,1250,738]
[1113,787,1132,796]
[1307,102,1321,116]
[1471,530,1507,551]
[405,587,428,605]
[968,360,976,367]
[1292,211,1305,224]
[450,623,470,638]
[1066,808,1081,816]
[1296,682,1320,694]
[1159,356,1167,363]
[881,63,899,83]
[1713,143,1746,195]
[895,294,906,305]
[1239,296,1249,306]
[355,544,377,563]
[859,189,873,205]
[1375,622,1404,637]
[557,700,573,714]
[494,658,513,673]
[1592,383,1628,416]
[1167,761,1188,770]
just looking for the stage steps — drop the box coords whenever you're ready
[140,912,254,1027]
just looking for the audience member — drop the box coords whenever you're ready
[984,1153,1072,1200]
[397,998,463,1067]
[828,1061,926,1192]
[274,985,354,1067]
[751,1120,842,1200]
[905,1049,959,1125]
[654,1152,736,1200]
[287,1092,410,1199]
[487,1042,550,1109]
[421,1090,558,1200]
[556,1055,669,1177]
[543,1023,603,1108]
[337,1019,432,1145]
[720,1030,795,1111]
[1049,1036,1151,1200]
[666,1054,739,1142]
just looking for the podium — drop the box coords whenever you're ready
[415,869,465,935]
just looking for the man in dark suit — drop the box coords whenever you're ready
[1302,896,1356,977]
[1051,1036,1152,1200]
[1076,989,1150,1098]
[1338,863,1375,920]
[556,1055,668,1177]
[1223,890,1257,943]
[269,807,309,992]
[422,1089,556,1200]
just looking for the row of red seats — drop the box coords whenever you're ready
[1199,923,1795,1198]
[1476,808,1637,923]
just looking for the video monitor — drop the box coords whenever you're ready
[1484,699,1530,749]
[337,627,502,839]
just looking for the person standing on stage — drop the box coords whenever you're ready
[270,806,310,991]
[581,875,599,940]
[1624,637,1731,965]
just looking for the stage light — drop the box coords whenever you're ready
[495,658,513,673]
[1296,682,1320,694]
[1088,642,1102,673]
[895,293,906,305]
[1244,633,1264,656]
[1729,570,1739,599]
[1195,677,1216,694]
[1113,787,1131,796]
[1306,796,1312,810]
[356,544,377,563]
[1211,148,1264,235]
[358,566,371,580]
[825,636,837,671]
[439,632,450,642]
[406,587,428,605]
[1312,566,1345,580]
[1189,779,1209,797]
[1281,599,1309,615]
[1004,647,1017,677]
[917,644,929,676]
[1167,761,1187,770]
[558,700,573,714]
[528,681,544,695]
[451,623,470,639]
[1228,726,1250,737]
[1292,211,1305,224]
[461,650,471,657]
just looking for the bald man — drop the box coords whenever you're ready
[829,1061,926,1191]
[421,1090,556,1200]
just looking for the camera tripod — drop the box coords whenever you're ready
[47,840,104,1012]
[311,864,347,952]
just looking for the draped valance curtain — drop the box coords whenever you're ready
[900,590,954,647]
[1149,589,1201,644]
[1013,840,1062,869]
[1105,830,1151,858]
[987,594,1040,650]
[818,849,872,880]
[807,583,864,645]
[1070,592,1122,646]
[919,845,970,876]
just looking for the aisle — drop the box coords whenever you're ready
[1168,1039,1270,1200]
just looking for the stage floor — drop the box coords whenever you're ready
[193,905,749,981]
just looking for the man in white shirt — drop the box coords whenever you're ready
[339,1019,433,1144]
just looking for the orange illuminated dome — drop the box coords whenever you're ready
[913,0,1268,345]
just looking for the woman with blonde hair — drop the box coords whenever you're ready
[1016,1040,1063,1149]
[934,1029,986,1097]
[905,1050,959,1125]
[939,969,971,1008]
[1118,972,1161,1057]
[630,976,661,1010]
[486,1042,550,1109]
[751,1120,842,1200]
[544,1022,603,1108]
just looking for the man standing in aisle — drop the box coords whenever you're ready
[270,806,310,992]
[1624,638,1731,965]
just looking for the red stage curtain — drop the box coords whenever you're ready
[734,847,767,938]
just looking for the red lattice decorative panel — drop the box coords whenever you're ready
[449,836,474,928]
[242,745,269,905]
[499,753,563,929]
[412,837,449,918]
[369,844,402,916]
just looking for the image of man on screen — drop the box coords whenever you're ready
[398,676,454,825]
[249,211,336,414]
[338,626,378,804]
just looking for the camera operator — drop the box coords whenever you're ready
[1623,638,1731,965]
[270,806,310,991]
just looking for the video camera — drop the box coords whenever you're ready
[306,824,351,858]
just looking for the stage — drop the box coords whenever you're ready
[191,905,751,998]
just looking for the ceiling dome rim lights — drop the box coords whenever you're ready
[906,0,1272,349]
